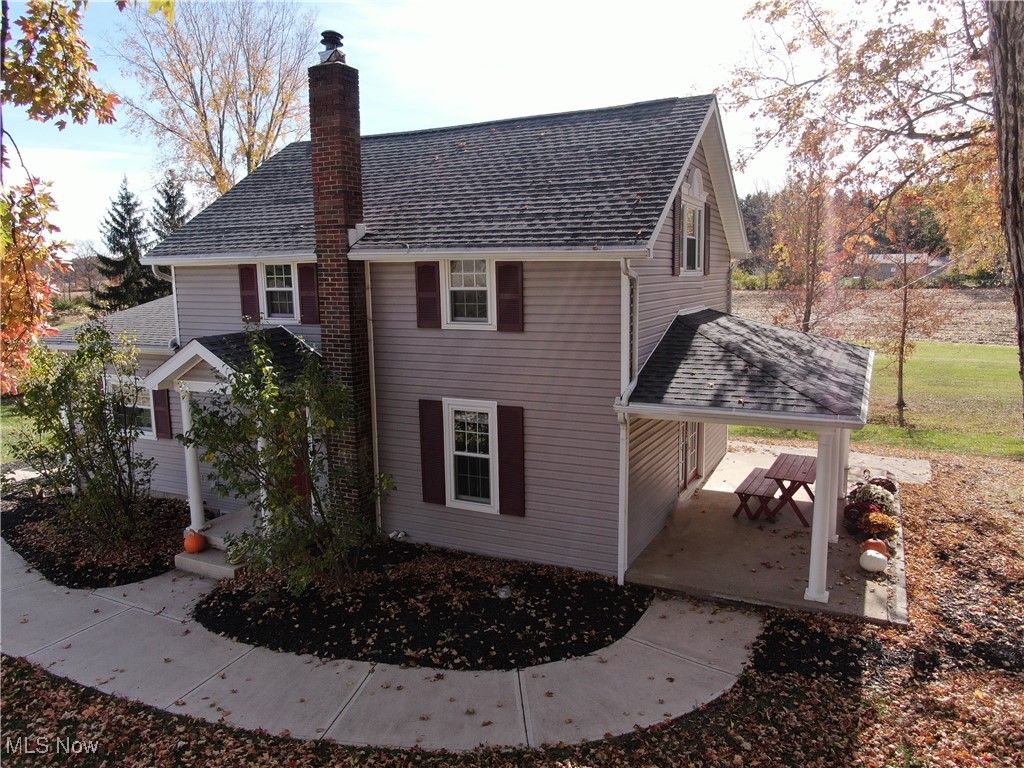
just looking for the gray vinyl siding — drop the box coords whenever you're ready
[635,141,731,367]
[174,265,322,349]
[703,422,728,477]
[372,260,623,576]
[134,354,248,515]
[626,418,679,564]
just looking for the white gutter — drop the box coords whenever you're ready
[614,400,868,431]
[348,246,649,263]
[142,250,316,267]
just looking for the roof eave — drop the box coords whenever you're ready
[614,400,868,431]
[348,245,650,262]
[142,249,317,267]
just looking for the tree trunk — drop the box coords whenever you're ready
[987,1,1024,432]
[896,276,909,426]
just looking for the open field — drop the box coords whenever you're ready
[733,287,1015,346]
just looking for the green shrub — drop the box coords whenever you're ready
[14,324,156,545]
[184,329,393,594]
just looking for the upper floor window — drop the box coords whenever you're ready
[442,259,496,329]
[683,204,703,272]
[264,264,297,319]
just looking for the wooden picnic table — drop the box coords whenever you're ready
[765,453,816,527]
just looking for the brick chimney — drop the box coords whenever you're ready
[308,31,373,512]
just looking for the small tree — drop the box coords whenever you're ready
[183,330,392,594]
[91,177,169,312]
[14,324,156,545]
[150,170,192,242]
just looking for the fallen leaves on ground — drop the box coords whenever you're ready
[2,447,1023,766]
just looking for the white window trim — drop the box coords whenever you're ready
[440,259,497,331]
[104,375,156,440]
[442,397,499,514]
[680,201,704,274]
[259,263,300,324]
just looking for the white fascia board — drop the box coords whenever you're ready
[141,250,316,267]
[143,339,233,390]
[45,341,175,356]
[347,246,649,263]
[703,105,751,257]
[613,401,867,431]
[646,101,716,252]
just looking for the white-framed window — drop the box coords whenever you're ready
[682,203,703,272]
[441,259,496,330]
[105,376,155,439]
[262,263,299,321]
[443,398,499,513]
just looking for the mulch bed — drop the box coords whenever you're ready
[1,481,189,589]
[194,542,654,672]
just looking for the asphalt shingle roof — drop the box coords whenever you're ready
[49,296,177,350]
[192,326,316,382]
[629,310,872,425]
[144,96,715,261]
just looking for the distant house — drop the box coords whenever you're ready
[862,252,950,282]
[52,32,872,605]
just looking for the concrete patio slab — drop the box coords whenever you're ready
[520,637,737,747]
[28,608,249,707]
[177,648,373,740]
[627,598,762,674]
[1,539,45,592]
[93,570,214,622]
[0,581,129,657]
[327,664,527,750]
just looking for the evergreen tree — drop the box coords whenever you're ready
[91,178,169,312]
[150,170,192,241]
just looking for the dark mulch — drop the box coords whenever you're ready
[194,541,653,672]
[1,482,189,589]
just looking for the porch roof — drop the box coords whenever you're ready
[619,309,873,430]
[144,326,316,390]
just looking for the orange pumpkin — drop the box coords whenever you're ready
[184,531,207,554]
[860,538,889,557]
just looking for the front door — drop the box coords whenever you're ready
[679,421,701,490]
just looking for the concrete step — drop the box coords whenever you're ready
[175,549,243,580]
[200,509,257,551]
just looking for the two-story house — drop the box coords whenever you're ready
[58,32,871,605]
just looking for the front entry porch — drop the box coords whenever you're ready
[626,442,924,625]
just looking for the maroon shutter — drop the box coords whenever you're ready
[703,202,711,276]
[415,262,442,328]
[495,262,524,332]
[297,263,320,324]
[293,454,312,508]
[672,196,682,276]
[238,264,260,321]
[419,399,446,503]
[497,405,525,516]
[153,389,172,439]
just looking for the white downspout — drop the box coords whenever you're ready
[616,258,639,584]
[365,265,382,533]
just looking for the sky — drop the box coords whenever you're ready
[6,0,791,247]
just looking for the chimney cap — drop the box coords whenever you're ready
[319,30,345,64]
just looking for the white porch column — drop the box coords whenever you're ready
[805,427,839,603]
[179,388,206,532]
[830,428,850,542]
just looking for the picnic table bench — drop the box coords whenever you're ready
[733,467,780,521]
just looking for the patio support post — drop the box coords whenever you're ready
[805,427,838,603]
[179,387,206,532]
[830,428,850,543]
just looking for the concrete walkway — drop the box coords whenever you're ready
[0,539,762,751]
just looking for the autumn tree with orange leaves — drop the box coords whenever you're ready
[0,0,173,393]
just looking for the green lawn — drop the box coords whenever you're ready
[0,397,28,464]
[733,342,1024,458]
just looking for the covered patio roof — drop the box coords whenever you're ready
[614,309,875,605]
[617,309,873,430]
